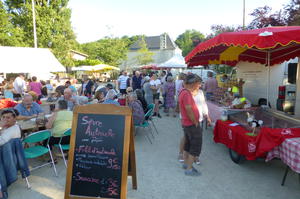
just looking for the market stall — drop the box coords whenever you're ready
[185,26,300,185]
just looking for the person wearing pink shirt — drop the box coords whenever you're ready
[28,76,42,97]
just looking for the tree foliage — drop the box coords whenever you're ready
[247,6,286,29]
[74,59,102,67]
[134,36,154,65]
[175,29,205,57]
[81,37,129,66]
[284,0,300,25]
[0,1,26,46]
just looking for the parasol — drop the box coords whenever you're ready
[185,26,300,105]
[186,26,300,67]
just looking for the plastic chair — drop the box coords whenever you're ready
[23,130,58,177]
[135,121,153,144]
[54,128,71,167]
[146,103,159,134]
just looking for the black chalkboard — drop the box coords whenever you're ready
[70,113,125,198]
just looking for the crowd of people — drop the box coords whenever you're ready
[1,68,246,198]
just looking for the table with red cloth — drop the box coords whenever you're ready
[266,138,300,174]
[214,120,300,160]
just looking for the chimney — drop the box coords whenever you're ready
[160,33,167,50]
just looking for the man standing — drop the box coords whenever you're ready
[80,75,94,97]
[150,74,162,118]
[132,71,142,91]
[13,74,26,100]
[204,71,218,101]
[178,73,203,176]
[118,71,129,94]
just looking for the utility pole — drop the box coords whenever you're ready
[32,0,38,48]
[243,0,246,29]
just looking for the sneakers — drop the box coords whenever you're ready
[185,168,201,176]
[194,158,201,165]
[178,154,184,162]
[157,113,162,118]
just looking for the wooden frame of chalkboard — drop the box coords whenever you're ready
[65,104,132,199]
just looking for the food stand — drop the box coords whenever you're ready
[185,26,300,184]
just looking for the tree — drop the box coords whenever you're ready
[81,37,129,66]
[134,36,154,65]
[3,0,78,67]
[247,6,286,29]
[175,30,205,56]
[284,0,300,25]
[0,1,26,46]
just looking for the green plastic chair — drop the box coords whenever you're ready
[146,103,159,134]
[135,121,153,144]
[54,128,71,167]
[23,130,57,177]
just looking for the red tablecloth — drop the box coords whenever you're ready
[214,120,258,160]
[213,120,300,160]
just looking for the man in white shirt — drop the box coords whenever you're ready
[150,74,162,118]
[0,109,21,146]
[118,71,129,94]
[13,74,26,99]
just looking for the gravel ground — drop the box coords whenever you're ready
[8,115,300,199]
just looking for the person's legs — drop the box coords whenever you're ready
[183,125,202,175]
[153,93,161,117]
[178,136,185,162]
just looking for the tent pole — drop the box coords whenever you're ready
[267,51,271,108]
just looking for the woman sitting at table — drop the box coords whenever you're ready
[0,109,21,146]
[44,100,72,155]
[127,92,145,125]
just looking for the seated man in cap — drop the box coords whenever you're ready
[15,94,44,120]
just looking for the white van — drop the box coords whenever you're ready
[236,58,298,114]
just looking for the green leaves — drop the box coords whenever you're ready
[135,36,154,66]
[81,37,129,67]
[175,30,205,57]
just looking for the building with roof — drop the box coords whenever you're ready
[121,33,176,70]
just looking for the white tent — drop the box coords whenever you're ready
[0,46,65,74]
[158,48,187,68]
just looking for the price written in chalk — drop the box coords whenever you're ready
[70,113,125,198]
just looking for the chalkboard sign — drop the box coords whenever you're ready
[65,104,132,199]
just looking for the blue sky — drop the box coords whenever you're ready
[69,0,291,43]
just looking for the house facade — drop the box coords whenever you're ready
[121,33,176,70]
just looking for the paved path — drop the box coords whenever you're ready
[8,115,300,199]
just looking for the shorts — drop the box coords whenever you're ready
[153,93,160,100]
[183,124,203,157]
